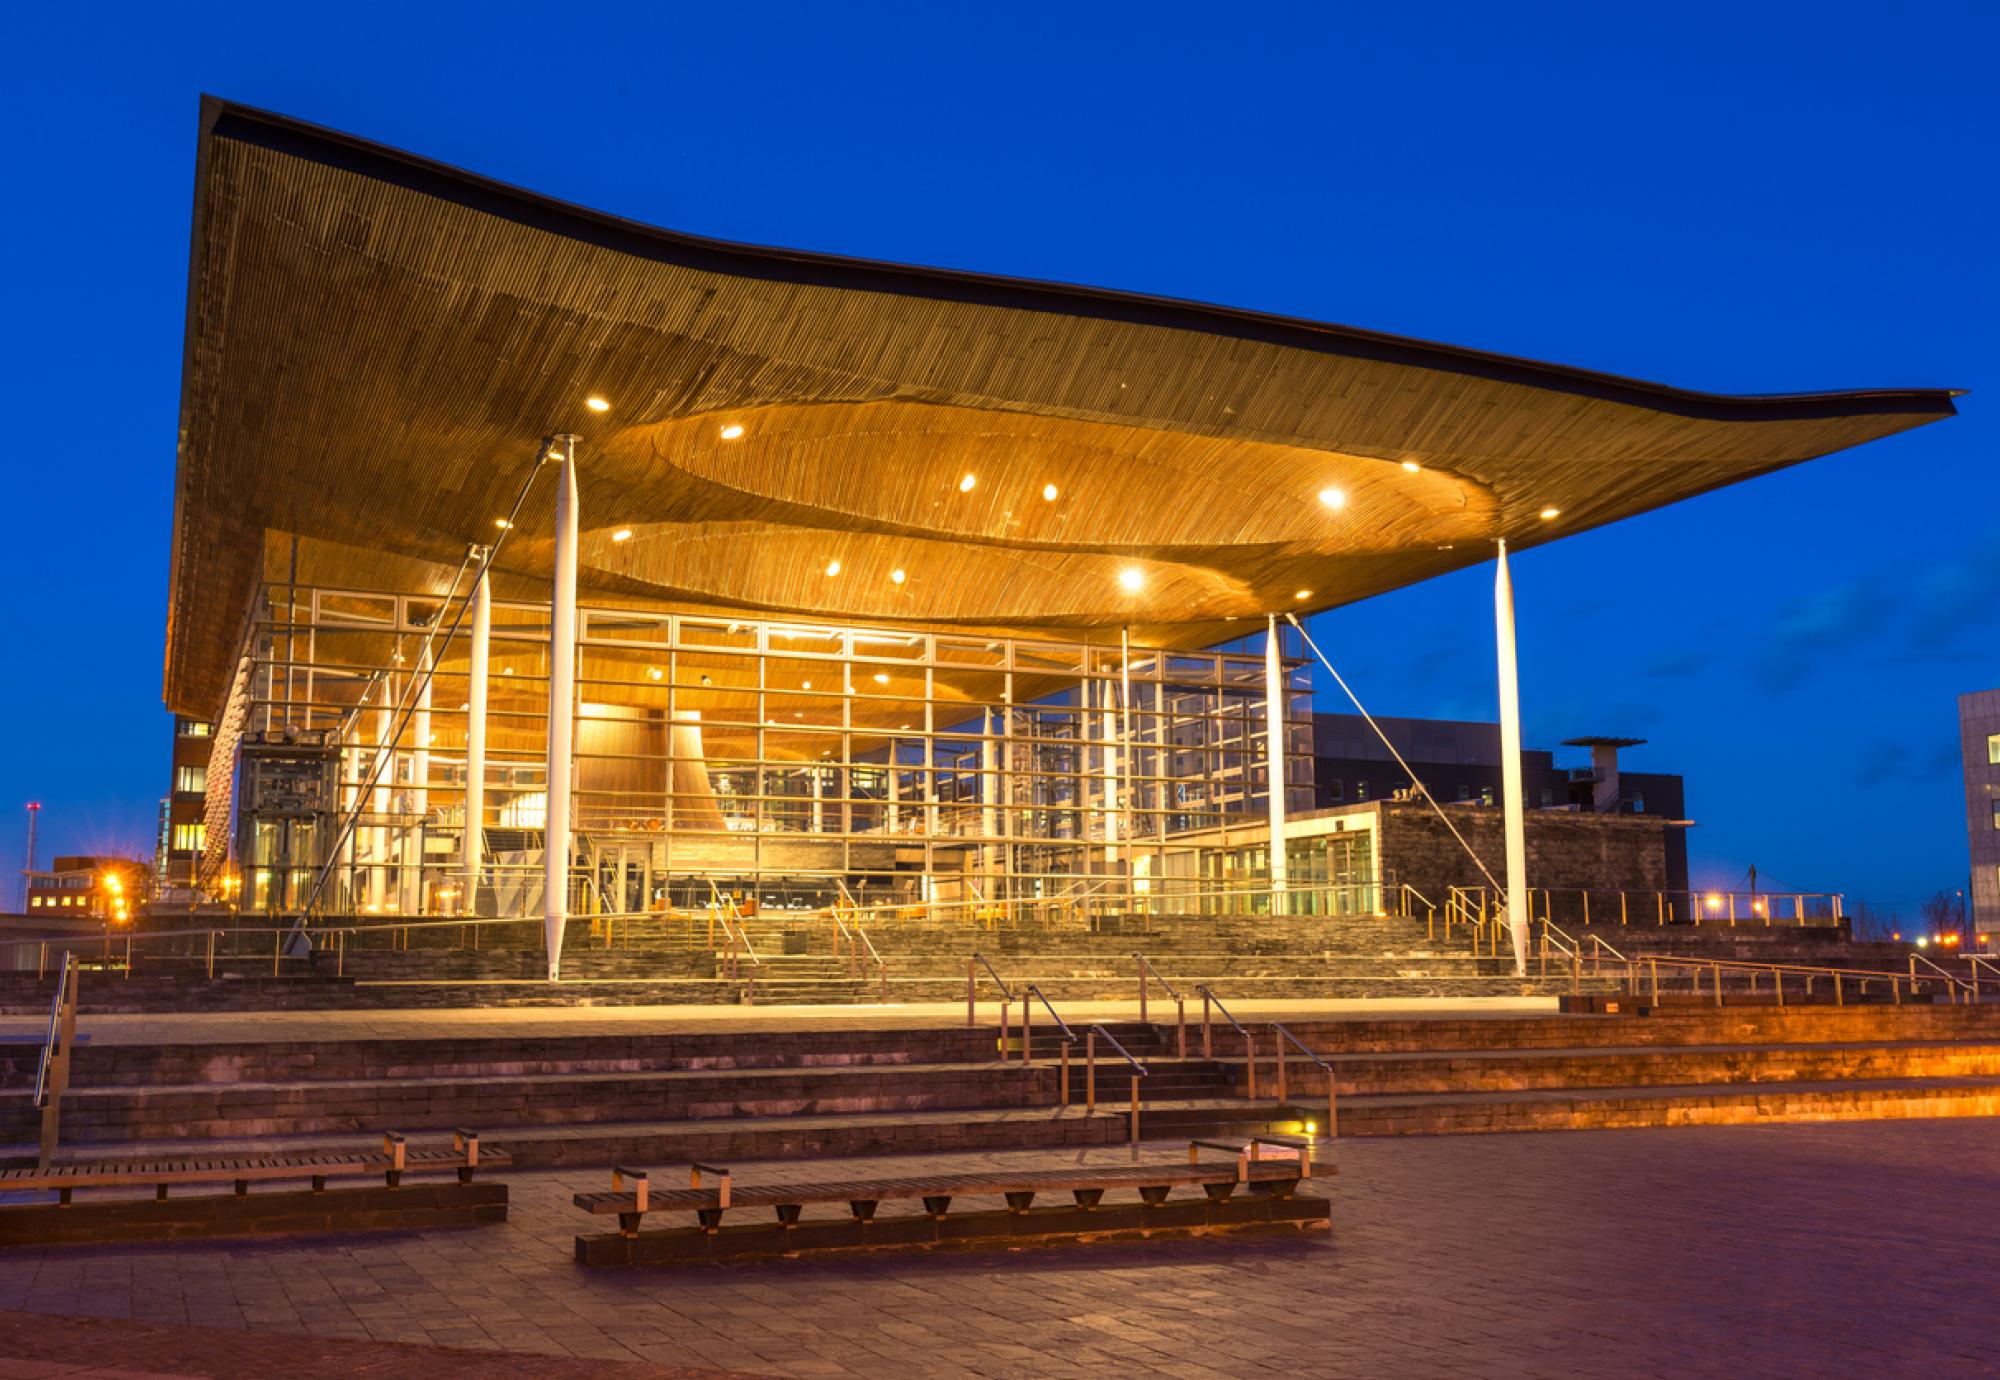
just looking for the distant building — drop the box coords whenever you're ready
[1959,690,2000,940]
[25,855,148,922]
[1311,713,1688,891]
[157,714,214,888]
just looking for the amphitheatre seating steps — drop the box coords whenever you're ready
[10,1005,2000,1173]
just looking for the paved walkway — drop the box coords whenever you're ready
[0,997,1556,1046]
[0,1119,1994,1377]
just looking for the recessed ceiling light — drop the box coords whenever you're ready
[1294,589,1312,601]
[1318,487,1346,509]
[1118,568,1145,592]
[1042,483,1059,501]
[719,423,745,440]
[494,518,513,530]
[502,667,515,676]
[802,680,813,690]
[825,559,842,576]
[700,674,712,686]
[586,396,611,413]
[1401,461,1421,473]
[873,672,890,685]
[959,473,977,493]
[611,528,633,542]
[646,666,663,681]
[1539,506,1561,521]
[890,567,907,584]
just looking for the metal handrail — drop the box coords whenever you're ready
[1628,950,1956,1007]
[1194,985,1248,1039]
[1271,1020,1339,1140]
[1087,1024,1146,1076]
[1909,951,1975,1001]
[968,952,1014,1003]
[1270,1022,1331,1072]
[1023,983,1076,1044]
[714,902,760,967]
[1132,953,1182,1001]
[1967,954,2000,993]
[32,956,75,1109]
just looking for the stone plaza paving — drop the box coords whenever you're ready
[0,1118,1994,1378]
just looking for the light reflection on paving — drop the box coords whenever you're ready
[0,1120,1994,1378]
[0,997,1556,1046]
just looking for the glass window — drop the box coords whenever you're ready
[172,822,206,852]
[179,720,212,738]
[1539,787,1554,807]
[1481,785,1496,806]
[1990,733,2000,765]
[1992,799,2000,830]
[175,765,207,794]
[1355,779,1369,802]
[1457,784,1471,801]
[1326,779,1343,802]
[1630,794,1646,813]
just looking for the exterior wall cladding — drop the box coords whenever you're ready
[1960,690,2000,937]
[1375,804,1674,898]
[1311,712,1688,892]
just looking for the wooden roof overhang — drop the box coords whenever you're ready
[170,97,1958,719]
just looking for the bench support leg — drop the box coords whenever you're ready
[922,1196,953,1219]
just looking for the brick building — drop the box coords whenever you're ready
[1312,713,1688,891]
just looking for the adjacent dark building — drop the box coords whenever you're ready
[1311,713,1688,891]
[156,714,214,890]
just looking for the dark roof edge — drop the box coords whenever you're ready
[197,96,1959,427]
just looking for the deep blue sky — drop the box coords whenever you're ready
[1,2,1992,914]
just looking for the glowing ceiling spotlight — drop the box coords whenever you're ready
[958,473,977,493]
[1118,568,1145,592]
[719,423,745,440]
[585,396,610,413]
[1318,486,1346,510]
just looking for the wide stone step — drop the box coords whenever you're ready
[0,1060,1061,1141]
[1318,1075,2000,1135]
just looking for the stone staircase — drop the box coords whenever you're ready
[3,909,1621,1013]
[9,1003,1998,1172]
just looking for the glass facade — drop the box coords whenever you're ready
[225,580,1315,916]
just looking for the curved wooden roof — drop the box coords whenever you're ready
[169,96,1957,716]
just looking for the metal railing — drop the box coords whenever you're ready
[1909,951,1977,1002]
[966,953,1016,1047]
[1622,952,1960,1007]
[34,953,79,1170]
[1966,954,2000,995]
[1271,1022,1338,1140]
[1134,953,1187,1056]
[1084,1023,1146,1146]
[1423,884,1845,940]
[1195,984,1259,1099]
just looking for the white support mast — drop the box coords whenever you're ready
[1494,539,1530,976]
[545,436,579,980]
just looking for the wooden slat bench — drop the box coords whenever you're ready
[0,1130,510,1246]
[573,1138,1331,1266]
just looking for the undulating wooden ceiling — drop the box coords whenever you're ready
[170,97,1957,718]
